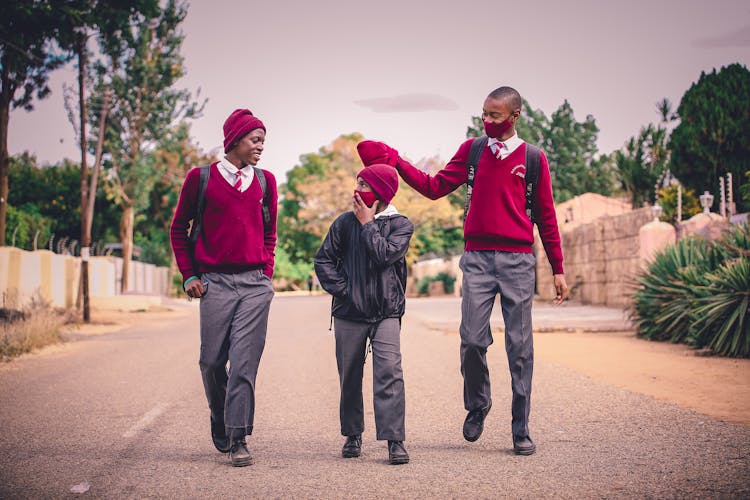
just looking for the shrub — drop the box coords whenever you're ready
[0,295,68,361]
[631,223,750,357]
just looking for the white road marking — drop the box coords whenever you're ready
[122,403,169,438]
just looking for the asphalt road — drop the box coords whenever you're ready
[1,295,748,498]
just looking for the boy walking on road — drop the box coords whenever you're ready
[357,86,569,455]
[170,108,277,467]
[314,164,414,465]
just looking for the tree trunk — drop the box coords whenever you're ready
[119,204,134,293]
[78,35,91,321]
[85,88,111,239]
[0,57,14,247]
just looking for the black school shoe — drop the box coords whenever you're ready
[388,441,409,465]
[463,400,492,442]
[210,417,230,453]
[513,435,536,456]
[342,435,362,458]
[229,438,253,467]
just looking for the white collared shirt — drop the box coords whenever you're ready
[374,204,399,219]
[217,157,255,192]
[488,132,525,160]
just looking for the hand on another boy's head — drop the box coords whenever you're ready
[357,140,399,167]
[353,191,378,225]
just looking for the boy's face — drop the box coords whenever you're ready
[356,177,373,192]
[482,97,519,124]
[232,128,266,165]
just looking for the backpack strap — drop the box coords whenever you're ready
[464,136,489,221]
[524,144,541,224]
[253,166,271,227]
[188,164,211,244]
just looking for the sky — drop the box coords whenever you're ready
[8,0,750,181]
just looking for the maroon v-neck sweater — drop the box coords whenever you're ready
[396,140,564,275]
[170,162,278,281]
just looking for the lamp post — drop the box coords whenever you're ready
[651,203,663,222]
[699,191,714,215]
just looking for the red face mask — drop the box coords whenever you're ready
[355,190,378,208]
[483,118,513,139]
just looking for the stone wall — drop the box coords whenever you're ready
[535,207,653,307]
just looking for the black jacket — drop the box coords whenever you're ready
[314,211,414,323]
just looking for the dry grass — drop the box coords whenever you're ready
[0,295,73,361]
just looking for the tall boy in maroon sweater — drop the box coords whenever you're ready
[170,108,277,467]
[358,86,569,455]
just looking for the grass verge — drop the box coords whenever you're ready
[0,296,73,361]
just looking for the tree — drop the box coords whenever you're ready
[466,98,614,203]
[6,152,119,248]
[669,63,750,213]
[613,124,669,208]
[612,99,675,208]
[135,122,214,277]
[279,133,364,269]
[277,134,465,284]
[98,0,203,292]
[0,2,70,245]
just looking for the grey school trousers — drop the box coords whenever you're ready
[459,250,536,439]
[334,317,405,441]
[199,269,274,439]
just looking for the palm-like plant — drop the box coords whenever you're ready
[631,237,713,342]
[631,223,750,357]
[690,258,750,356]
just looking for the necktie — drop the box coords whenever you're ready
[233,170,242,191]
[491,141,504,159]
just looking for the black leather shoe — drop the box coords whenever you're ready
[211,417,230,453]
[513,435,536,456]
[388,440,409,465]
[229,439,253,467]
[463,400,492,442]
[342,435,361,458]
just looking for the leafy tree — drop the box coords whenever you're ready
[613,100,674,208]
[279,133,364,268]
[0,1,70,245]
[467,98,614,203]
[278,135,464,283]
[543,100,614,202]
[657,184,701,223]
[6,152,119,249]
[97,0,203,291]
[613,124,669,208]
[669,63,750,213]
[135,122,214,269]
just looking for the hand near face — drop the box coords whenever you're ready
[353,192,378,225]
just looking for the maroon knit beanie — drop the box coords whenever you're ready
[223,109,265,153]
[357,164,399,204]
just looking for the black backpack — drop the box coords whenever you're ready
[463,136,541,224]
[188,164,271,244]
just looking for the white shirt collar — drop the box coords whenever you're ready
[374,204,399,219]
[217,157,255,191]
[488,132,524,159]
[488,132,523,149]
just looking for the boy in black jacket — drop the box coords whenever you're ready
[314,163,414,465]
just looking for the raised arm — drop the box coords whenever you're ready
[357,140,472,200]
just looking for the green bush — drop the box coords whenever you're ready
[631,223,750,357]
[416,273,456,296]
[416,276,432,296]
